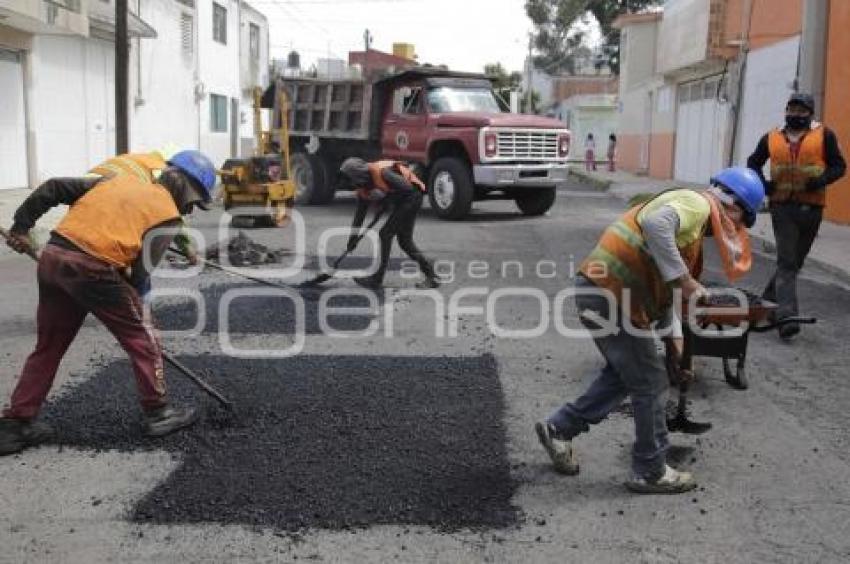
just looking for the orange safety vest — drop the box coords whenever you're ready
[358,161,426,198]
[579,191,705,328]
[768,125,827,206]
[55,175,180,268]
[89,152,167,184]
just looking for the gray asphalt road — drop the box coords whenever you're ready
[1,184,849,563]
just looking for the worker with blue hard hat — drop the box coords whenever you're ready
[0,150,217,455]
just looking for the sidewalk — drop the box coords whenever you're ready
[0,188,66,258]
[569,166,850,283]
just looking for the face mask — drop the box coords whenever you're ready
[785,114,812,131]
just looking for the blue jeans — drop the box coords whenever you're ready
[548,276,670,480]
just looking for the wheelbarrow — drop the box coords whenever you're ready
[666,287,816,434]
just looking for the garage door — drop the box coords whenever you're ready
[0,49,28,190]
[673,77,728,184]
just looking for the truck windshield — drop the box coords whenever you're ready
[427,87,503,113]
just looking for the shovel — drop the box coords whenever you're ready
[299,207,385,287]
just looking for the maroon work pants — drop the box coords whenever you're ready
[3,244,166,419]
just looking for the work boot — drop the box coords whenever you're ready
[625,464,697,494]
[0,418,55,456]
[354,275,383,290]
[534,421,579,475]
[142,405,198,437]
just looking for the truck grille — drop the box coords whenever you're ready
[496,130,559,159]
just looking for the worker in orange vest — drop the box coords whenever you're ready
[88,151,199,266]
[747,92,846,341]
[535,168,764,494]
[0,151,216,456]
[339,158,439,289]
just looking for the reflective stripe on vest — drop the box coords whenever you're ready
[580,191,705,327]
[89,153,167,183]
[55,176,180,268]
[365,161,427,194]
[769,126,826,206]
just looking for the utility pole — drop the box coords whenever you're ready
[115,0,129,154]
[363,29,372,77]
[525,33,533,114]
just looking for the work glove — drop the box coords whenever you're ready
[805,177,825,192]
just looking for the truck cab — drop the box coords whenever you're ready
[276,68,570,219]
[377,70,570,219]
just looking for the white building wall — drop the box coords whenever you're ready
[130,0,200,155]
[27,34,116,182]
[198,0,241,167]
[656,0,709,75]
[239,4,270,155]
[734,35,801,164]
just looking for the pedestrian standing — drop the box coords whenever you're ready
[607,133,617,172]
[747,92,846,341]
[535,168,764,493]
[584,133,597,171]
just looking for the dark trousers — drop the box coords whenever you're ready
[373,191,434,282]
[3,245,167,420]
[762,202,823,320]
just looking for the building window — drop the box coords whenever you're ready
[210,93,228,132]
[181,13,194,57]
[249,23,260,61]
[213,3,227,45]
[175,0,195,7]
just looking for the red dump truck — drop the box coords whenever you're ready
[269,68,570,219]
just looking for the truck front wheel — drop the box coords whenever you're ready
[427,157,474,220]
[515,187,556,216]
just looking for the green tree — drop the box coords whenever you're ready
[484,62,524,107]
[525,0,661,75]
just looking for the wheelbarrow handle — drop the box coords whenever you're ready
[749,316,817,333]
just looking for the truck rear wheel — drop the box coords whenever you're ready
[427,157,474,220]
[291,152,334,205]
[515,187,556,216]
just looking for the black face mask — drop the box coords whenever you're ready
[785,114,812,131]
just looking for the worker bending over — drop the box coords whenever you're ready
[339,158,439,289]
[0,150,216,456]
[536,168,764,494]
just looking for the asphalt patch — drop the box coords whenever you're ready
[153,283,384,335]
[42,354,518,532]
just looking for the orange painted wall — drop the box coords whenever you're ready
[823,0,850,224]
[648,133,675,179]
[718,0,802,59]
[616,134,644,173]
[614,133,675,179]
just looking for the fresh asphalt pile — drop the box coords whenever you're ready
[153,283,383,334]
[41,354,518,532]
[205,231,288,266]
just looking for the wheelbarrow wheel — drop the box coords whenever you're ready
[723,357,748,390]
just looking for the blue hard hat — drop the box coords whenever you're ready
[710,167,765,228]
[167,150,216,201]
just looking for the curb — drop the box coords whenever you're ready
[568,168,612,191]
